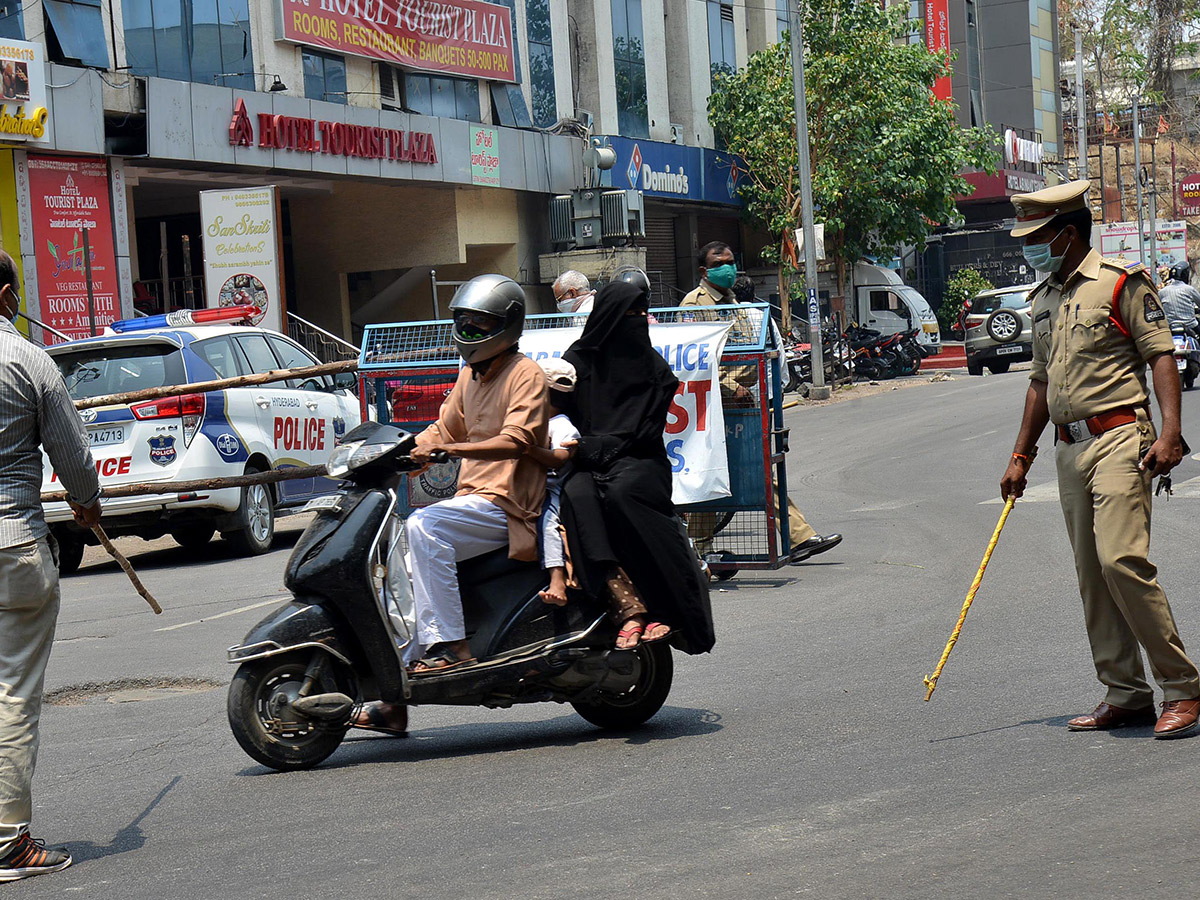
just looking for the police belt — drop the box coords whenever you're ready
[1056,406,1138,444]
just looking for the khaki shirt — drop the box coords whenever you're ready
[416,351,549,561]
[680,281,756,394]
[1030,248,1175,425]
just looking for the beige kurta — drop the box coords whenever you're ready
[416,351,549,561]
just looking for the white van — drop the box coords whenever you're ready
[854,262,941,354]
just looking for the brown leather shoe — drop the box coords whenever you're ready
[1154,699,1200,739]
[1067,701,1156,731]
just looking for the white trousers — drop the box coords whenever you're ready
[0,538,59,857]
[407,495,508,649]
[540,483,565,570]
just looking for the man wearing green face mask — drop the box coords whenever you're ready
[682,241,842,567]
[1001,179,1200,739]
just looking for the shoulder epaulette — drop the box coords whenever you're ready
[1100,256,1147,275]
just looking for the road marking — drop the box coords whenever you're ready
[960,428,999,442]
[154,597,285,632]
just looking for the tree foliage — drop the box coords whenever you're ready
[707,0,997,305]
[940,268,994,336]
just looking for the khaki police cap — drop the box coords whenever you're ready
[1010,179,1092,237]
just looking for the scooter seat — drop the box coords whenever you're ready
[457,545,541,590]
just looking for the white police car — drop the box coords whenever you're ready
[42,321,361,573]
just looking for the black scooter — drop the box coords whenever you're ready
[226,422,676,771]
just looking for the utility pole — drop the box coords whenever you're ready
[1133,99,1146,266]
[788,0,829,400]
[1149,137,1158,277]
[1075,26,1086,181]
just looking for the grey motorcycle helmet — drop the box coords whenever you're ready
[1171,262,1191,283]
[448,274,526,364]
[612,265,652,297]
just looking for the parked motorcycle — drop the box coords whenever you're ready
[226,422,680,771]
[1173,327,1200,391]
[844,325,892,380]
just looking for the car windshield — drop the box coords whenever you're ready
[973,290,1030,315]
[52,343,187,401]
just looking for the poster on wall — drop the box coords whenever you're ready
[0,39,48,143]
[28,155,120,342]
[1098,220,1187,272]
[199,186,283,333]
[470,125,500,186]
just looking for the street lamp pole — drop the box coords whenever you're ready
[788,0,829,400]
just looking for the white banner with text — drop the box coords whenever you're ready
[199,185,283,332]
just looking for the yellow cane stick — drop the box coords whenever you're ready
[923,496,1015,701]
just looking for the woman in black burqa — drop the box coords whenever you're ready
[560,281,715,654]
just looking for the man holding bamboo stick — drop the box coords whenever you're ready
[1000,182,1200,739]
[0,251,101,880]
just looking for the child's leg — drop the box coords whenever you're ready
[539,486,569,605]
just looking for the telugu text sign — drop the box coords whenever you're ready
[520,321,734,505]
[277,0,517,82]
[925,0,951,102]
[28,155,119,342]
[199,186,284,333]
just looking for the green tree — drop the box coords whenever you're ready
[707,0,997,321]
[940,268,994,337]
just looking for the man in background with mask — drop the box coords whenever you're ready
[552,270,595,314]
[1000,179,1200,739]
[683,241,842,567]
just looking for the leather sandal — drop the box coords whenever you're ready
[408,647,476,676]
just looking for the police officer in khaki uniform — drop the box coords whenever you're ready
[1000,179,1200,738]
[683,240,842,565]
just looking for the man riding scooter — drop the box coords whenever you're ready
[352,274,549,736]
[1160,263,1200,335]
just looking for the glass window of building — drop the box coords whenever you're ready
[44,0,109,68]
[303,49,347,104]
[0,1,24,40]
[964,0,983,126]
[526,0,556,127]
[124,0,253,89]
[708,2,735,87]
[404,73,481,122]
[611,0,648,138]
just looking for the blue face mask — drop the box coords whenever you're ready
[1023,229,1068,274]
[705,263,737,290]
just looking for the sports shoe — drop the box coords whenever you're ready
[0,833,72,881]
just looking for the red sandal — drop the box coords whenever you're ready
[641,622,671,644]
[615,622,644,649]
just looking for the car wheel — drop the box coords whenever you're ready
[54,531,85,576]
[967,358,984,376]
[985,309,1022,343]
[987,360,1011,375]
[223,467,275,556]
[171,523,216,549]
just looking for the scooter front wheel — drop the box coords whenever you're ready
[571,642,674,730]
[227,654,350,771]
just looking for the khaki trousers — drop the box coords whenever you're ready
[688,480,816,558]
[0,538,60,857]
[1056,414,1200,706]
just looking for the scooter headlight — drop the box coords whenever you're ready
[325,439,393,477]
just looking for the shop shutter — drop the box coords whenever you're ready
[696,214,742,257]
[643,214,678,305]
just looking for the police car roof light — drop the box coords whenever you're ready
[109,304,263,333]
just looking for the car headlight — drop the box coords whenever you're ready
[327,440,392,477]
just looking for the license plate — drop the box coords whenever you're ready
[88,426,126,447]
[302,495,341,513]
[996,345,1023,356]
[1179,358,1188,371]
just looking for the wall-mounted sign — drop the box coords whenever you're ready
[470,125,500,186]
[1099,219,1187,271]
[601,136,741,206]
[28,155,119,341]
[924,0,951,102]
[1178,174,1200,218]
[0,39,48,143]
[276,0,517,83]
[1004,129,1044,167]
[227,99,438,164]
[199,186,284,333]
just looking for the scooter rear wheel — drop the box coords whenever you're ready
[228,654,350,771]
[571,642,674,730]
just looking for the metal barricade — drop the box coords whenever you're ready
[357,303,793,572]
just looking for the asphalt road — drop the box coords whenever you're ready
[13,368,1200,899]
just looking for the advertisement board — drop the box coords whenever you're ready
[1098,220,1187,271]
[199,186,284,333]
[470,125,500,186]
[925,0,952,101]
[520,320,734,504]
[276,0,517,82]
[28,155,120,342]
[601,135,742,206]
[0,38,48,143]
[1178,174,1200,218]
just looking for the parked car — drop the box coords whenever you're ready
[963,284,1037,376]
[41,323,361,573]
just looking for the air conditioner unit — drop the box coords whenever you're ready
[601,190,645,241]
[549,195,573,248]
[669,123,684,144]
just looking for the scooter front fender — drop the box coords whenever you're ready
[227,599,354,668]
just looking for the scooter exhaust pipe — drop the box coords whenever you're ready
[292,692,355,720]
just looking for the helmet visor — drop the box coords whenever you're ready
[453,309,504,342]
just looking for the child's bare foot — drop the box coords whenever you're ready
[539,568,569,606]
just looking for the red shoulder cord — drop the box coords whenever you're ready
[1108,272,1131,338]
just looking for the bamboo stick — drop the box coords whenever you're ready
[91,524,162,614]
[41,465,330,504]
